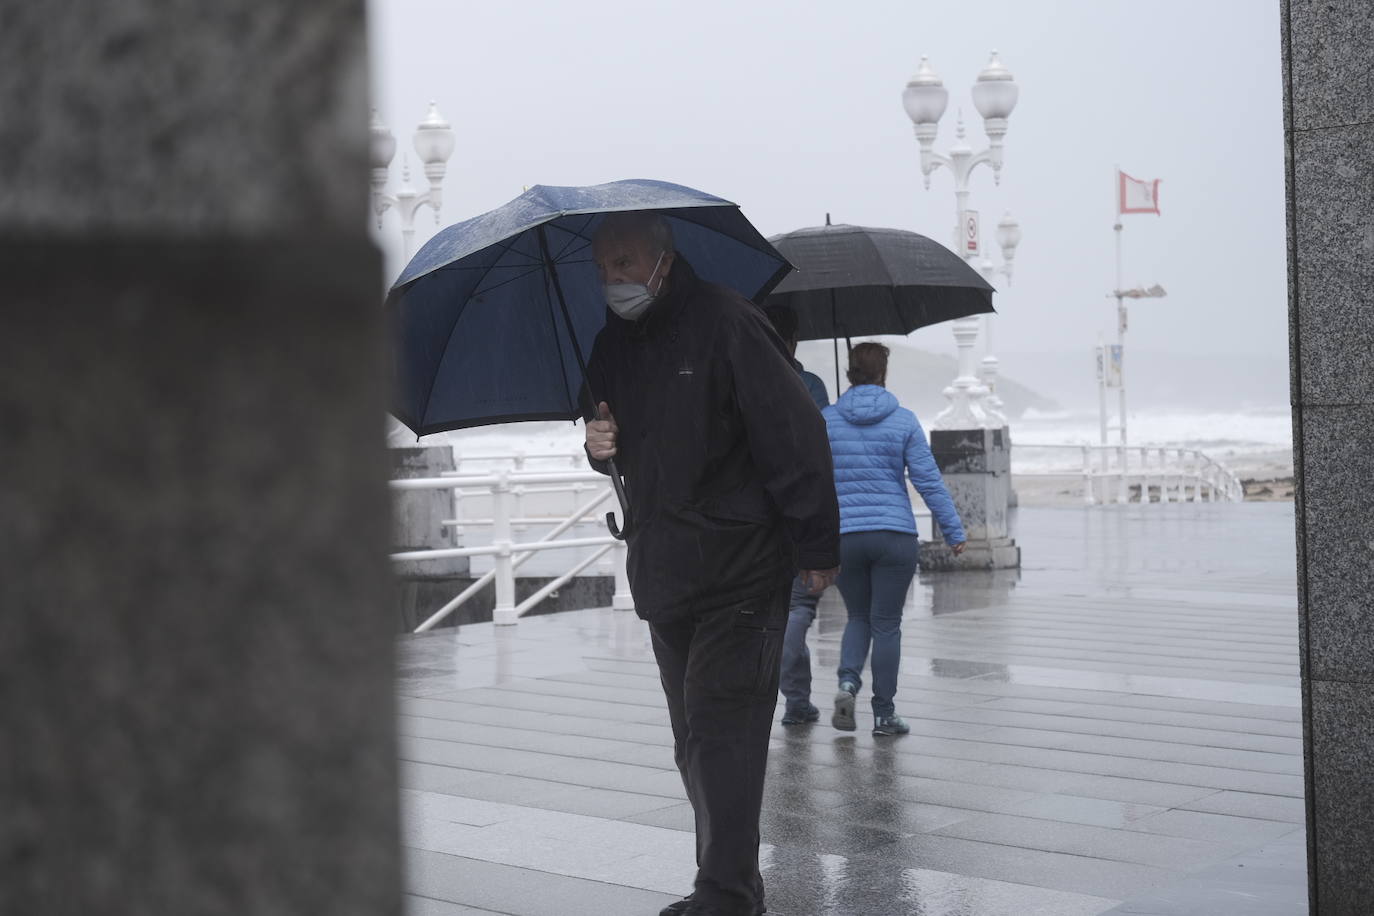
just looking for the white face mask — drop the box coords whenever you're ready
[604,251,666,320]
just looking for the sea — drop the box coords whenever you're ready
[392,405,1294,480]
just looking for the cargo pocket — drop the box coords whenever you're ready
[730,603,784,700]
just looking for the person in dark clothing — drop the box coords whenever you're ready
[762,305,831,727]
[584,213,840,916]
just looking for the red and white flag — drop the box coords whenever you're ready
[1118,170,1161,215]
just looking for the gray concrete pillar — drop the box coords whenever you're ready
[1284,2,1374,912]
[0,6,399,915]
[922,427,1021,571]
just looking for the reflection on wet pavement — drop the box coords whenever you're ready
[397,505,1306,915]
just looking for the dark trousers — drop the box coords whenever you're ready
[835,530,919,718]
[779,574,821,711]
[648,575,790,916]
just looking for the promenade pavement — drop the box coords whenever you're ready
[396,504,1306,916]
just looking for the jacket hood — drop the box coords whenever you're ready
[836,384,899,425]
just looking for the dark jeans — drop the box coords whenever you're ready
[835,530,919,718]
[779,574,821,711]
[648,575,791,916]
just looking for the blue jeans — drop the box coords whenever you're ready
[779,575,821,711]
[836,530,919,718]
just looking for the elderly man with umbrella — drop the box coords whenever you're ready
[584,210,839,916]
[388,180,841,916]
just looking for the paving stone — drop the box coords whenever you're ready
[1178,790,1308,823]
[394,506,1306,913]
[406,848,681,916]
[932,812,1245,870]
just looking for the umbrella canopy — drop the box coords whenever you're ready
[763,222,995,341]
[387,179,789,437]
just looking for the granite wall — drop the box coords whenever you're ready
[0,5,400,914]
[1284,2,1374,912]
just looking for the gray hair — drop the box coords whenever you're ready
[593,211,675,254]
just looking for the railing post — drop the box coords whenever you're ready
[1139,447,1150,503]
[1158,447,1169,503]
[1116,446,1129,504]
[612,537,634,611]
[492,470,518,625]
[1082,446,1095,506]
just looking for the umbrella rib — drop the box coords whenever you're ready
[471,265,548,298]
[551,214,597,260]
[434,237,543,276]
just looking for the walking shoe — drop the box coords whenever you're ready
[678,902,766,916]
[781,702,820,725]
[872,714,911,736]
[665,896,765,916]
[659,896,692,916]
[832,682,858,731]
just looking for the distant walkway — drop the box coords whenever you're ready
[396,504,1305,916]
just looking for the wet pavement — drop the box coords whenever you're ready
[396,504,1307,915]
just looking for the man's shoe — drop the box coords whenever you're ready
[781,702,820,725]
[659,895,692,916]
[873,714,911,736]
[832,682,858,731]
[678,902,766,916]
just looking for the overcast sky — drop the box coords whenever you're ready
[368,0,1287,395]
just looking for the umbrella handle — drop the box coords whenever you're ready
[605,457,631,540]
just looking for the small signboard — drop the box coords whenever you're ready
[1106,344,1123,388]
[962,210,980,257]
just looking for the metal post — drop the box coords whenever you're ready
[491,471,518,625]
[1140,447,1150,503]
[1082,446,1095,506]
[1115,220,1127,446]
[1116,445,1129,504]
[1097,337,1109,446]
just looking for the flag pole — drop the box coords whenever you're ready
[1114,166,1127,448]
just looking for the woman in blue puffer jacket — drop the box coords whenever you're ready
[823,343,966,736]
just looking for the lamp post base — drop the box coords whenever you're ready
[925,426,1020,571]
[920,537,1020,572]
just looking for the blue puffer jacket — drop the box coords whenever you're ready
[823,385,965,543]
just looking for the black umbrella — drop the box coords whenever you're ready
[764,220,995,391]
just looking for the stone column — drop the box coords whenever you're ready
[1285,2,1374,911]
[920,427,1021,571]
[0,6,399,915]
[392,445,470,630]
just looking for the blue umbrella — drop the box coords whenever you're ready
[386,178,791,537]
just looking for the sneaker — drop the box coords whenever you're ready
[832,682,858,731]
[872,714,911,736]
[781,702,820,726]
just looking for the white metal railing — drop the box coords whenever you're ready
[390,468,632,629]
[1013,444,1245,505]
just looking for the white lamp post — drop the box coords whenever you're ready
[903,51,1019,430]
[370,101,456,260]
[977,210,1022,425]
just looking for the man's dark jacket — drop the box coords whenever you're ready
[585,257,841,620]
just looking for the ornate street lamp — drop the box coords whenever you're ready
[370,101,456,260]
[979,210,1022,425]
[902,51,1020,430]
